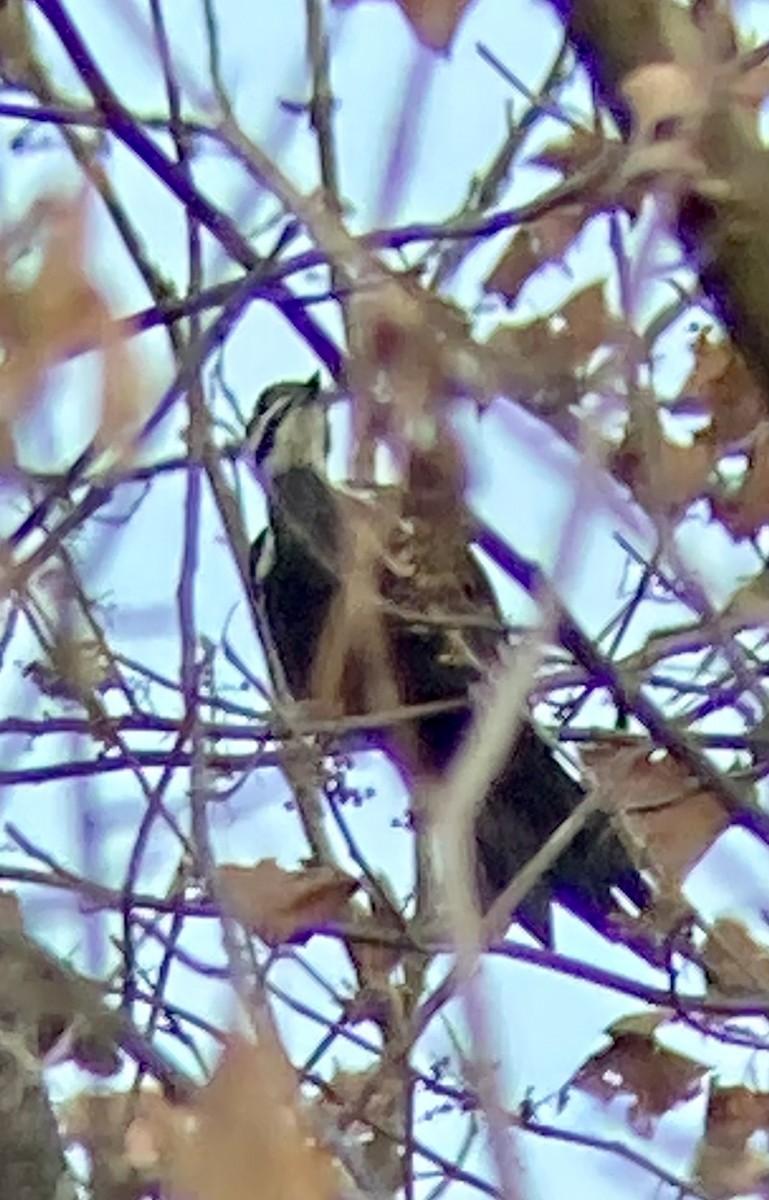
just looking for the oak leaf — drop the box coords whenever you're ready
[394,0,477,51]
[704,1084,769,1150]
[701,918,769,995]
[693,1139,769,1199]
[127,1034,338,1200]
[572,1010,707,1135]
[693,1080,769,1197]
[722,572,769,624]
[485,281,610,391]
[62,1089,165,1200]
[529,127,615,176]
[484,226,541,307]
[346,895,404,989]
[484,208,588,304]
[711,422,769,538]
[611,420,717,515]
[0,193,144,465]
[559,281,611,364]
[681,331,764,444]
[333,0,477,52]
[217,860,358,944]
[346,276,469,477]
[583,746,729,882]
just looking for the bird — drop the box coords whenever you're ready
[246,374,651,945]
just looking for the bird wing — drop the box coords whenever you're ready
[251,471,652,946]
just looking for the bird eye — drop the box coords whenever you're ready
[250,405,286,463]
[247,390,294,459]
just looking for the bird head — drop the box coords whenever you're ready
[246,372,329,479]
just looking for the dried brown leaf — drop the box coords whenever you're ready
[484,208,587,304]
[93,320,144,463]
[63,1089,153,1148]
[583,746,730,882]
[723,572,769,623]
[483,226,544,306]
[485,279,610,403]
[0,193,144,456]
[217,860,358,945]
[712,422,769,538]
[572,1014,707,1135]
[529,127,612,175]
[129,1034,338,1200]
[485,317,553,377]
[394,0,478,51]
[702,918,769,995]
[682,331,764,444]
[346,278,468,477]
[347,896,404,989]
[694,1139,769,1199]
[695,1082,769,1200]
[18,197,105,369]
[705,1084,769,1150]
[608,1010,673,1039]
[611,421,717,514]
[63,1087,165,1199]
[0,927,121,1074]
[559,280,610,363]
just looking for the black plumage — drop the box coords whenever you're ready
[248,377,650,943]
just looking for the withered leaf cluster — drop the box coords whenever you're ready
[66,1031,340,1200]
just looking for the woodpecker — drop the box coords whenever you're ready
[247,375,650,944]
